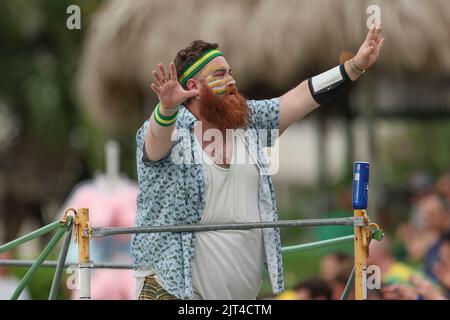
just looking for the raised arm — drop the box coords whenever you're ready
[279,23,384,134]
[145,62,199,162]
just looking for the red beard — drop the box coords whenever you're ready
[198,82,250,132]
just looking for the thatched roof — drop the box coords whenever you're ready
[77,0,450,132]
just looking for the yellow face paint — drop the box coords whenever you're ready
[198,57,235,95]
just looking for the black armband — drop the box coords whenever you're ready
[308,64,352,105]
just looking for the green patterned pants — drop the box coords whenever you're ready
[138,275,179,300]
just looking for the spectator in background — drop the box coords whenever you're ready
[275,277,332,300]
[432,230,450,298]
[293,278,333,300]
[367,235,446,300]
[408,171,434,205]
[320,252,352,283]
[330,263,354,300]
[0,252,30,300]
[397,172,435,262]
[435,172,450,201]
[382,275,446,300]
[416,193,450,282]
[398,191,450,267]
[367,236,423,286]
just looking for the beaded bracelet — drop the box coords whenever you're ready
[349,58,366,75]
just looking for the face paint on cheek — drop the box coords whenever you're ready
[206,76,234,95]
[200,60,234,95]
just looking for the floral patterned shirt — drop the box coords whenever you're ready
[131,98,284,299]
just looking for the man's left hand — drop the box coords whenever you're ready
[354,22,384,70]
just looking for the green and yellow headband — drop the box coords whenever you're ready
[178,49,223,86]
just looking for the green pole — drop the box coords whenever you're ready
[340,266,355,300]
[281,235,354,254]
[10,226,67,300]
[49,217,73,300]
[0,220,62,254]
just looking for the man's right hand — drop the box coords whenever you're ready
[150,62,199,110]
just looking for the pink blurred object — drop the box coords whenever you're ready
[70,268,136,300]
[62,177,138,228]
[64,140,138,300]
[62,140,138,230]
[91,268,135,300]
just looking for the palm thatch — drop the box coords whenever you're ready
[77,0,450,132]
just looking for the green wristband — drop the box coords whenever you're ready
[156,103,178,121]
[153,103,178,126]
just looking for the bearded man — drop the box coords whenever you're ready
[132,24,384,300]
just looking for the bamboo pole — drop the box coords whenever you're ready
[354,209,367,300]
[76,208,91,300]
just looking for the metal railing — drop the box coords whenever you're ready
[0,216,73,300]
[0,211,364,300]
[0,162,383,300]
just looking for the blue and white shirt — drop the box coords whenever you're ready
[131,98,284,299]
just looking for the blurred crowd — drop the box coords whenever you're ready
[274,170,450,300]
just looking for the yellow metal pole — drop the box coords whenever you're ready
[76,208,91,300]
[354,209,368,300]
[77,208,90,263]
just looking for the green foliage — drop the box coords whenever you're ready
[0,0,103,156]
[9,251,70,300]
[377,120,450,184]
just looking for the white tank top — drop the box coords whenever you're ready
[191,130,265,300]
